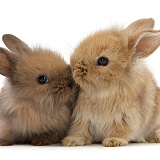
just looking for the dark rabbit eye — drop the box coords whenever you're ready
[37,75,48,84]
[97,56,109,66]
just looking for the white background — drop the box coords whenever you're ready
[0,0,160,159]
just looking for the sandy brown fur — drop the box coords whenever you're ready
[0,34,79,145]
[62,18,160,147]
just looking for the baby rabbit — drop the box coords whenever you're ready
[0,34,78,146]
[62,18,160,147]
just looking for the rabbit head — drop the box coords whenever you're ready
[0,34,73,108]
[70,18,160,94]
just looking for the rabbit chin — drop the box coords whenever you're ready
[74,78,115,99]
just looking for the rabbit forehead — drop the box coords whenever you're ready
[16,49,68,79]
[71,28,128,64]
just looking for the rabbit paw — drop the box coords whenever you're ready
[31,137,52,146]
[62,136,91,146]
[0,139,12,146]
[102,138,128,147]
[147,129,160,143]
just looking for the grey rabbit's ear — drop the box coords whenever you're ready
[2,34,32,55]
[125,18,155,36]
[0,47,17,77]
[128,30,160,59]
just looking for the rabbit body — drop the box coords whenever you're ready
[62,18,160,146]
[0,35,78,145]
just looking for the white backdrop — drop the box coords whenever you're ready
[0,0,160,159]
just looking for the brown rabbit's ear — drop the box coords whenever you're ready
[2,34,32,55]
[125,18,155,36]
[129,30,160,59]
[0,47,17,77]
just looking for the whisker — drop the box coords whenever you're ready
[64,40,74,53]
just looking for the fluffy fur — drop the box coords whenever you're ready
[62,18,160,147]
[0,34,79,146]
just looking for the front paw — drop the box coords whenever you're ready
[0,139,12,146]
[102,138,128,147]
[31,137,52,146]
[147,129,160,143]
[62,136,91,146]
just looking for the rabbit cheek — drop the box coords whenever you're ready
[63,86,72,102]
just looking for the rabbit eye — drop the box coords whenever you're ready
[97,56,109,66]
[37,75,48,84]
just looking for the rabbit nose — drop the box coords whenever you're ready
[75,63,88,74]
[79,66,88,73]
[80,59,86,65]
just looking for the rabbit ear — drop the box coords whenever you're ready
[2,34,32,55]
[125,18,155,36]
[0,47,17,77]
[129,30,160,59]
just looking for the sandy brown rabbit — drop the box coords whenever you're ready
[0,34,78,146]
[62,18,160,147]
